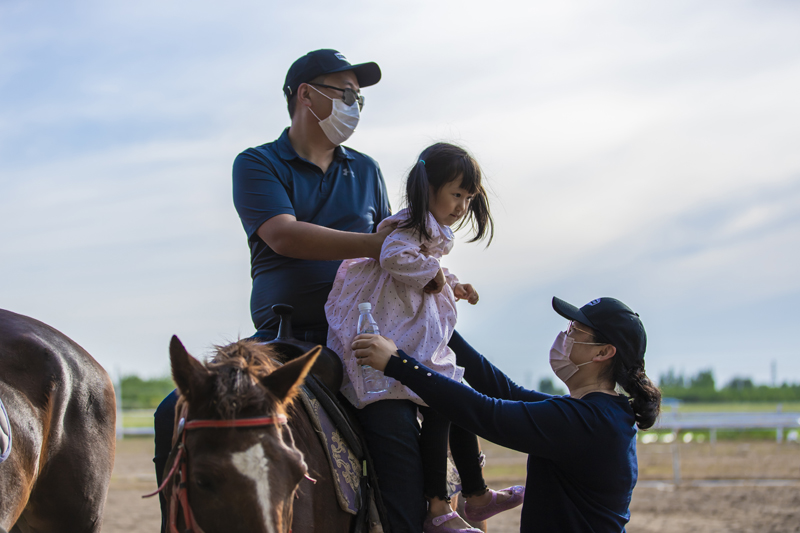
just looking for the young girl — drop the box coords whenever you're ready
[325,143,524,532]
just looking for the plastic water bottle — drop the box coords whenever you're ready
[357,302,388,393]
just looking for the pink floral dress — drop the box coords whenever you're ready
[325,208,464,408]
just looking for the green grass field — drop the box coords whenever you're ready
[121,409,157,428]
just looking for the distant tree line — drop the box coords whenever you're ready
[659,369,800,402]
[538,378,567,396]
[119,370,800,408]
[120,375,175,409]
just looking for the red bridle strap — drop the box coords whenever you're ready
[143,413,290,533]
[184,414,287,430]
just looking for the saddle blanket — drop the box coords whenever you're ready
[298,386,361,515]
[0,396,11,463]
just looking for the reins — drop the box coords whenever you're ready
[143,407,289,533]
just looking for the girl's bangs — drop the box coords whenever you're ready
[456,156,482,193]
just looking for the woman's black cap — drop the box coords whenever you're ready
[552,296,647,368]
[283,49,381,100]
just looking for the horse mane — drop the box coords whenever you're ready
[176,340,287,421]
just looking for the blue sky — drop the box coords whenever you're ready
[1,0,799,389]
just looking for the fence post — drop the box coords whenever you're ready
[671,431,681,484]
[776,404,783,444]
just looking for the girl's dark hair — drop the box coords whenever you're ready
[597,332,662,430]
[400,142,494,244]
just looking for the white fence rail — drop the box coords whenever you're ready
[650,409,800,484]
[654,410,800,443]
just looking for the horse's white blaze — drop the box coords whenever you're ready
[232,444,275,533]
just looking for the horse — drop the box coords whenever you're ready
[0,309,117,532]
[161,335,357,533]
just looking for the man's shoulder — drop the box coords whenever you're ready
[232,138,289,184]
[236,141,280,163]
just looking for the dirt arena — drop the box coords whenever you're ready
[103,437,800,532]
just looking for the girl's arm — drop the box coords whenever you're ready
[442,267,460,290]
[379,228,441,289]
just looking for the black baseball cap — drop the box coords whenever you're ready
[552,296,647,368]
[283,49,381,100]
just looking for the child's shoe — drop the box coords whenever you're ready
[423,511,482,533]
[463,485,525,522]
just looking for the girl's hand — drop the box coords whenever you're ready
[424,268,446,294]
[351,334,399,372]
[454,283,479,304]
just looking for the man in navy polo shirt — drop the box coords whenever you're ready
[154,50,427,532]
[232,49,391,344]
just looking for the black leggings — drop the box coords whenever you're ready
[419,405,487,501]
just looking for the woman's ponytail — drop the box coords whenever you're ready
[611,357,662,430]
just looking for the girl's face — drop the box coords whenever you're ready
[429,176,476,226]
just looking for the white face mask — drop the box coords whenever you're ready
[308,85,360,145]
[549,331,604,384]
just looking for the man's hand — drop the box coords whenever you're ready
[351,334,399,372]
[454,283,479,304]
[423,268,446,294]
[366,222,397,260]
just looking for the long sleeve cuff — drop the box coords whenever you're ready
[384,350,439,384]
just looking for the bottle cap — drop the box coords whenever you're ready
[358,302,372,312]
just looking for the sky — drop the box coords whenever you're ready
[1,0,799,390]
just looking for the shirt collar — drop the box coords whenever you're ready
[276,128,355,162]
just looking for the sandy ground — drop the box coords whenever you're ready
[102,437,800,533]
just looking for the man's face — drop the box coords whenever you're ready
[307,70,361,119]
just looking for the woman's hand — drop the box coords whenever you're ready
[454,283,479,304]
[351,334,399,372]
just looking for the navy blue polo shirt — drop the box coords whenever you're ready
[232,128,392,333]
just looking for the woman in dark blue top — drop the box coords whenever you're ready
[352,296,662,532]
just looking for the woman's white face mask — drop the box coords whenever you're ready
[308,85,360,145]
[549,330,605,383]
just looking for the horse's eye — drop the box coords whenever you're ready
[192,474,215,492]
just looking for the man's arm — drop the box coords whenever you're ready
[233,149,394,261]
[257,214,392,261]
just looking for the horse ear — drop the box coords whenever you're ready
[169,335,211,401]
[261,345,321,406]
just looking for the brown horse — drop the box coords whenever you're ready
[163,336,356,533]
[0,309,117,532]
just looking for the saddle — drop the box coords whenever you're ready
[263,304,389,533]
[0,396,12,463]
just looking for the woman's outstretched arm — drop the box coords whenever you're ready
[448,330,551,403]
[351,335,577,455]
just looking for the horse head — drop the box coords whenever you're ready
[165,335,319,533]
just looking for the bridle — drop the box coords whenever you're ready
[144,407,289,533]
